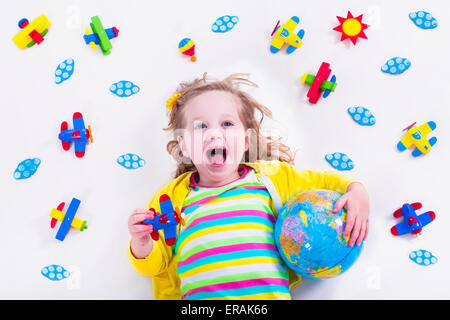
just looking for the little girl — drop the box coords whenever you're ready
[128,73,369,300]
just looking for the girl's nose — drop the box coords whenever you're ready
[204,128,224,142]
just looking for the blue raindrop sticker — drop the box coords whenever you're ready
[13,158,41,180]
[409,11,438,29]
[117,153,146,169]
[381,57,411,75]
[409,250,438,266]
[348,107,376,126]
[325,152,354,171]
[41,265,70,281]
[110,81,140,97]
[55,59,74,84]
[212,15,239,33]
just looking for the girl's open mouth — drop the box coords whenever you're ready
[206,147,227,166]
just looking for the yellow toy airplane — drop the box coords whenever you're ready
[397,121,437,157]
[270,16,305,54]
[12,15,51,49]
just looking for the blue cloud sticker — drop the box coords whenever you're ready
[41,265,70,281]
[117,153,146,169]
[409,250,438,266]
[409,11,438,29]
[55,59,74,84]
[381,57,411,75]
[110,81,140,97]
[325,153,354,171]
[212,15,239,33]
[14,158,41,180]
[348,107,376,126]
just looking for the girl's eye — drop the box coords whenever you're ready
[223,121,233,127]
[194,122,207,129]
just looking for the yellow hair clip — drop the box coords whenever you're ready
[166,93,181,110]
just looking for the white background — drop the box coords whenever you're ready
[1,0,449,299]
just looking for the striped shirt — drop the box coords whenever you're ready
[175,166,291,300]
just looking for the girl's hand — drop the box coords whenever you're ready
[333,182,370,247]
[128,209,155,258]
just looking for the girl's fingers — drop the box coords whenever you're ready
[130,224,153,235]
[349,217,362,247]
[333,195,348,213]
[356,219,367,247]
[364,220,369,240]
[129,210,155,226]
[343,212,356,240]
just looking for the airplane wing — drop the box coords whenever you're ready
[283,16,300,33]
[74,141,86,158]
[73,112,86,131]
[270,36,284,53]
[397,136,413,151]
[391,222,411,236]
[417,121,436,137]
[160,194,174,216]
[55,198,80,241]
[417,211,436,228]
[164,225,177,246]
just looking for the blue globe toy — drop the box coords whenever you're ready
[274,190,363,279]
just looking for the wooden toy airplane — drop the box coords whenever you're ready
[58,112,93,158]
[83,16,119,55]
[50,198,87,241]
[270,16,305,54]
[12,15,51,49]
[391,203,435,236]
[301,62,337,104]
[397,121,437,157]
[144,194,185,246]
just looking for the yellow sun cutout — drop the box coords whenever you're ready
[333,11,369,45]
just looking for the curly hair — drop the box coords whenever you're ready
[164,73,295,178]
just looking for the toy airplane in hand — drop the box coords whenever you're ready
[50,198,87,241]
[144,194,185,246]
[270,16,305,54]
[83,16,119,55]
[391,203,435,236]
[58,112,93,158]
[397,121,437,157]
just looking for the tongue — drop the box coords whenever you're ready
[210,151,225,165]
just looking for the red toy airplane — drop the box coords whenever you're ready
[301,62,337,104]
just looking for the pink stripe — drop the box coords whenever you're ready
[178,242,277,267]
[182,195,217,212]
[182,185,267,213]
[183,210,276,232]
[184,278,289,298]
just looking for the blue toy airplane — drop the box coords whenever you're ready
[50,198,87,241]
[144,194,185,246]
[391,203,436,236]
[270,16,305,54]
[58,112,93,158]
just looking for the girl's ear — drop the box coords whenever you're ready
[177,135,189,158]
[244,128,251,152]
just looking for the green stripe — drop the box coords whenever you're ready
[183,181,263,206]
[181,271,289,295]
[177,236,275,262]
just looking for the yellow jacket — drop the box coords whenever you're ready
[128,160,357,299]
